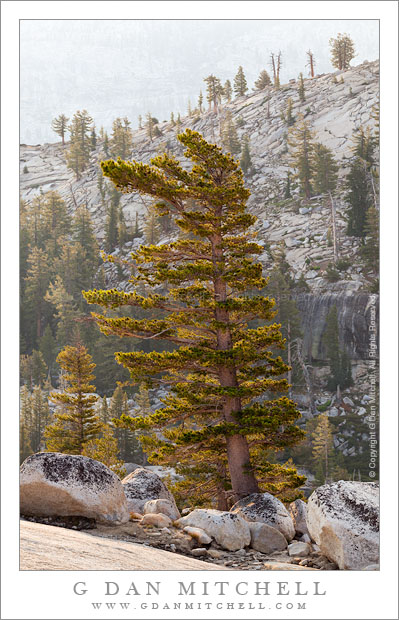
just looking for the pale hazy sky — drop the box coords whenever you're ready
[20,19,379,144]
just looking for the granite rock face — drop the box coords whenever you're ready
[122,467,177,515]
[306,481,379,569]
[20,452,129,525]
[230,493,295,541]
[175,509,251,551]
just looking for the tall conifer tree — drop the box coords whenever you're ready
[84,129,304,502]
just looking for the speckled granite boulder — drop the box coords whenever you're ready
[175,509,251,551]
[230,493,295,541]
[306,481,379,570]
[122,467,178,515]
[20,453,129,525]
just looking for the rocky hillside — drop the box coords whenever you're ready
[20,59,379,368]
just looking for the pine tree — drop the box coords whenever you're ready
[223,80,232,103]
[288,117,314,199]
[233,66,248,97]
[254,70,271,90]
[220,111,240,155]
[109,386,143,462]
[66,110,94,178]
[30,385,51,452]
[51,114,69,146]
[198,91,204,113]
[45,276,80,345]
[329,33,355,70]
[204,75,223,112]
[82,424,126,478]
[39,324,57,374]
[110,117,133,160]
[170,112,175,126]
[45,344,102,454]
[361,206,379,273]
[144,205,161,245]
[134,383,151,415]
[103,132,110,157]
[20,417,33,463]
[71,205,100,292]
[98,395,110,424]
[83,129,305,503]
[138,115,143,129]
[312,414,334,484]
[145,113,154,142]
[298,73,306,102]
[306,50,316,78]
[24,247,52,341]
[118,204,128,246]
[312,143,338,194]
[41,191,71,258]
[90,126,97,150]
[282,98,295,126]
[284,172,291,198]
[176,113,182,133]
[346,128,375,237]
[240,136,252,173]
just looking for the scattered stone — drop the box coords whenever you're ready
[263,562,318,571]
[230,493,295,541]
[248,522,288,554]
[122,467,177,514]
[343,396,355,407]
[328,406,339,417]
[207,549,225,559]
[144,498,180,521]
[288,541,311,557]
[289,499,309,536]
[362,564,379,571]
[129,512,143,521]
[176,509,251,551]
[300,533,311,543]
[306,481,379,569]
[20,453,129,525]
[183,526,212,545]
[140,513,172,528]
[191,547,208,557]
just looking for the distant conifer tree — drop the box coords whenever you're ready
[198,91,204,113]
[220,110,240,155]
[110,117,133,159]
[298,73,306,102]
[82,424,126,478]
[254,69,271,90]
[66,110,93,179]
[51,114,69,146]
[240,135,252,173]
[223,79,232,102]
[288,117,315,199]
[45,344,102,454]
[234,66,248,97]
[204,75,223,111]
[329,33,355,70]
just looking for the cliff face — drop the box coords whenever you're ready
[20,60,379,362]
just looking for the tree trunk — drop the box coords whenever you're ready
[287,321,292,398]
[212,235,259,502]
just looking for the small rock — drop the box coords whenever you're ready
[248,522,288,554]
[140,513,172,528]
[299,207,310,215]
[343,396,355,407]
[300,533,311,543]
[129,512,143,521]
[191,548,207,557]
[183,526,212,545]
[169,543,176,552]
[207,549,225,559]
[288,542,311,557]
[144,499,180,521]
[262,562,318,571]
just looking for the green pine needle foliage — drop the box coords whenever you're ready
[83,129,305,504]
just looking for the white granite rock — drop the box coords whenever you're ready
[306,481,379,570]
[20,452,129,525]
[176,509,251,551]
[230,493,295,541]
